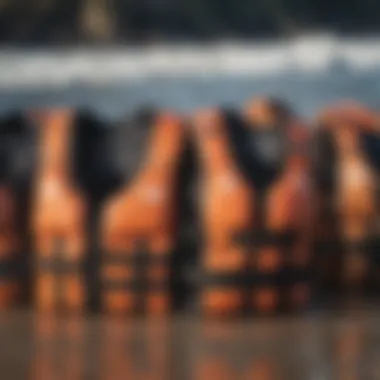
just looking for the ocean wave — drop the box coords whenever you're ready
[1,35,380,89]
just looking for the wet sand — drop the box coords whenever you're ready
[0,308,379,380]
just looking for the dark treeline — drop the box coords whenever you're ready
[0,0,379,46]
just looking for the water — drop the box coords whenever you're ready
[1,36,380,119]
[0,69,379,121]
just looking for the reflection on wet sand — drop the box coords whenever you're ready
[31,316,86,380]
[189,320,328,380]
[0,311,380,380]
[31,316,171,380]
[99,320,170,380]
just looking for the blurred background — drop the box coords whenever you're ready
[1,1,380,380]
[1,0,380,44]
[1,0,380,116]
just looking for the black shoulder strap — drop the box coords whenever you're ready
[361,131,380,176]
[112,108,157,187]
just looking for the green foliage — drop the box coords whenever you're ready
[0,0,379,45]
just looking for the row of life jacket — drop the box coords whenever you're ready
[1,99,379,317]
[0,107,192,316]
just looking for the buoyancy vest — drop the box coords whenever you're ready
[315,103,380,294]
[31,109,88,314]
[191,108,314,317]
[100,111,186,316]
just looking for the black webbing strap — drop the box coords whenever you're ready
[192,269,286,289]
[232,229,297,250]
[0,255,26,280]
[344,239,371,254]
[103,251,170,267]
[249,271,284,287]
[343,236,380,259]
[102,239,171,314]
[37,257,84,274]
[314,239,342,253]
[369,237,380,266]
[190,270,250,289]
[283,266,314,286]
[102,278,168,293]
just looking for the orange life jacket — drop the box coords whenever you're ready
[191,108,314,317]
[31,109,88,314]
[315,102,379,294]
[100,111,186,316]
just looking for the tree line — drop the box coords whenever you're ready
[0,0,378,46]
